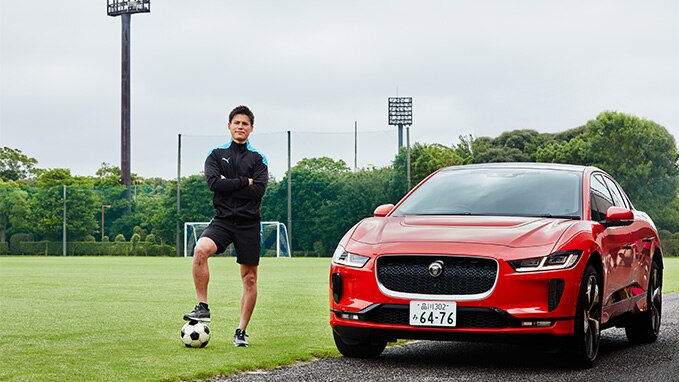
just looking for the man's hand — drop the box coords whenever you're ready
[220,174,252,185]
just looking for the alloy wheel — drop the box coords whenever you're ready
[649,267,662,335]
[583,274,601,360]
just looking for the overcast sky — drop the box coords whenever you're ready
[1,1,678,179]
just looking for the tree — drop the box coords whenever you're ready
[393,143,463,188]
[536,112,679,228]
[27,169,100,241]
[474,146,531,163]
[492,129,547,158]
[94,162,141,186]
[0,147,38,181]
[151,175,214,245]
[0,180,29,242]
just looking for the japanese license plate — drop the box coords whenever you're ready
[409,301,457,327]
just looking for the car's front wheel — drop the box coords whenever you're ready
[568,264,602,369]
[333,330,386,358]
[625,258,662,344]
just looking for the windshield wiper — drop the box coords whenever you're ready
[531,214,581,220]
[409,212,477,216]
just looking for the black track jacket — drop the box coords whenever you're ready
[204,140,268,223]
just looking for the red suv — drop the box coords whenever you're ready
[329,163,663,368]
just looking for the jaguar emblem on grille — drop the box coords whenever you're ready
[428,260,444,277]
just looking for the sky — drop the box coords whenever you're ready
[1,1,678,179]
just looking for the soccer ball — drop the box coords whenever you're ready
[181,320,210,348]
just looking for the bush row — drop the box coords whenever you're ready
[3,241,175,256]
[662,238,679,257]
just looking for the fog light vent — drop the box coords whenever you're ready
[548,279,565,311]
[331,272,342,303]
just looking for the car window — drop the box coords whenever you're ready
[590,174,613,221]
[391,168,582,218]
[603,176,626,208]
[605,177,631,209]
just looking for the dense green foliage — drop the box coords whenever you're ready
[0,147,38,181]
[2,111,678,255]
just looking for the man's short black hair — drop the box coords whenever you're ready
[229,105,254,125]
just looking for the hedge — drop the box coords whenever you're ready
[0,242,8,255]
[663,238,679,257]
[10,241,175,256]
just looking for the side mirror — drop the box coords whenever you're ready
[374,204,394,217]
[602,206,634,227]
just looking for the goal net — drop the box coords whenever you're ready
[184,221,291,258]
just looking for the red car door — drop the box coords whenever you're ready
[590,174,632,303]
[602,175,637,290]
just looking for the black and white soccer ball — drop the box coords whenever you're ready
[181,320,210,348]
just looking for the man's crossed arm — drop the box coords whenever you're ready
[204,153,268,200]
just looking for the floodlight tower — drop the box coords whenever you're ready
[107,0,150,201]
[388,97,412,150]
[388,97,413,190]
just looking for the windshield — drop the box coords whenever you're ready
[392,168,582,219]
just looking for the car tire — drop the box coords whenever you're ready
[333,330,386,358]
[625,259,662,344]
[568,264,602,369]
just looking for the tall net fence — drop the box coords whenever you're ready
[1,129,410,257]
[180,130,398,181]
[178,129,408,256]
[0,184,176,256]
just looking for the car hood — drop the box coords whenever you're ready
[349,215,576,248]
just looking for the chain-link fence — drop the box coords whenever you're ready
[0,184,174,256]
[178,128,407,256]
[1,128,411,257]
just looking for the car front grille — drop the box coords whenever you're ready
[376,255,497,296]
[363,304,516,328]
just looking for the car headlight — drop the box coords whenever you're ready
[332,244,370,268]
[508,250,582,272]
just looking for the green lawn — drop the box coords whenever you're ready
[663,257,679,294]
[1,256,678,382]
[0,257,337,382]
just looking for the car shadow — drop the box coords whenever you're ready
[365,328,656,373]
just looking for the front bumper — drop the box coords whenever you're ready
[329,252,585,338]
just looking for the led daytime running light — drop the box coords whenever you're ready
[331,245,370,268]
[509,250,582,272]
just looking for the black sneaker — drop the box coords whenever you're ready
[234,328,249,347]
[183,304,210,322]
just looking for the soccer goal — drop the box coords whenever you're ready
[183,221,291,258]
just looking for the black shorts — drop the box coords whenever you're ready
[200,218,261,265]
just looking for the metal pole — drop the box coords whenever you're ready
[287,131,292,249]
[176,133,182,257]
[62,185,66,256]
[276,223,281,258]
[407,126,411,190]
[398,124,403,150]
[101,205,105,241]
[354,121,357,171]
[121,13,132,203]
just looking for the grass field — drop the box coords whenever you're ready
[1,256,678,382]
[0,257,336,382]
[663,256,679,294]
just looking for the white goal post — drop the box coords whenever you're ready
[183,221,291,258]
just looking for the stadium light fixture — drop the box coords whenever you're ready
[107,0,150,16]
[107,0,150,203]
[388,97,412,149]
